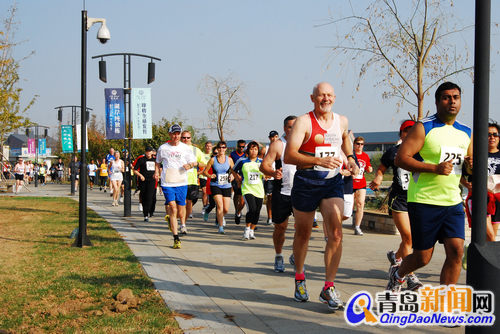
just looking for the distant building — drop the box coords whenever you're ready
[351,131,400,157]
[4,133,58,163]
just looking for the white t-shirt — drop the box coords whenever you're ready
[88,164,98,176]
[156,142,196,187]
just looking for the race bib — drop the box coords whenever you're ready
[354,167,365,180]
[439,146,464,175]
[217,173,229,185]
[113,168,121,174]
[146,161,155,171]
[247,172,260,185]
[398,168,411,190]
[314,146,338,171]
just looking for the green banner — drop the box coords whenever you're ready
[61,125,74,153]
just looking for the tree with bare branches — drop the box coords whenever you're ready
[198,72,250,141]
[321,0,474,120]
[0,4,37,152]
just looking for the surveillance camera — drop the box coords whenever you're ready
[96,25,110,44]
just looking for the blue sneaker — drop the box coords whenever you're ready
[294,277,309,302]
[274,255,285,273]
[204,211,209,221]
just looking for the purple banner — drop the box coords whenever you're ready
[27,138,36,156]
[105,88,125,139]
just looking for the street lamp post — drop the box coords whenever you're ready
[73,9,110,248]
[91,53,160,217]
[55,105,93,195]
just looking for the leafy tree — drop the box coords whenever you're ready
[198,72,250,141]
[321,0,474,120]
[0,4,37,151]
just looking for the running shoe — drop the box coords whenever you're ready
[204,211,209,221]
[406,273,423,291]
[165,215,172,232]
[274,255,285,273]
[243,229,250,240]
[319,286,343,310]
[180,225,187,234]
[218,227,225,234]
[189,213,193,219]
[294,278,309,302]
[266,219,273,226]
[462,244,468,270]
[354,226,364,236]
[201,207,206,215]
[138,203,143,212]
[222,218,226,227]
[104,189,106,193]
[386,265,405,293]
[387,250,401,266]
[173,239,181,249]
[119,197,124,203]
[100,187,102,191]
[313,221,319,228]
[249,229,256,239]
[144,216,149,222]
[235,213,241,225]
[289,253,295,271]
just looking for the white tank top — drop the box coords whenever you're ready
[280,136,296,196]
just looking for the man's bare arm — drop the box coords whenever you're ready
[260,140,283,179]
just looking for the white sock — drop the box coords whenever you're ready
[276,253,283,258]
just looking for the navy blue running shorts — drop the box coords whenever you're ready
[388,193,408,215]
[408,202,465,250]
[291,171,344,212]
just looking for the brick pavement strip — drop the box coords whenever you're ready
[3,183,467,333]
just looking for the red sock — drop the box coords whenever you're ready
[324,281,334,290]
[295,272,305,281]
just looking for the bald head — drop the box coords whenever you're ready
[311,82,336,114]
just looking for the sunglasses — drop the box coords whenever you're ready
[218,146,227,149]
[488,133,499,138]
[238,145,245,148]
[181,137,191,139]
[355,143,364,146]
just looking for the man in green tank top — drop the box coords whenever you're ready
[387,82,473,293]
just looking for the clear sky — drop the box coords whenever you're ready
[2,0,499,142]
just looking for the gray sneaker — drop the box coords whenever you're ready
[406,273,423,291]
[319,286,343,310]
[274,255,285,273]
[386,265,405,293]
[354,226,363,236]
[294,278,309,302]
[180,225,187,234]
[387,250,401,266]
[289,253,295,271]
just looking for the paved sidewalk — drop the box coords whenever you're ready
[3,183,467,333]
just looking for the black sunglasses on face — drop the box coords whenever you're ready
[489,133,499,138]
[181,137,191,139]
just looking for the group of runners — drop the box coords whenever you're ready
[148,81,480,313]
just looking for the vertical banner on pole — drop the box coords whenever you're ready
[131,88,152,139]
[27,138,36,156]
[38,138,47,156]
[105,88,125,139]
[61,125,74,153]
[76,124,89,152]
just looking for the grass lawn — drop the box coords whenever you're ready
[0,196,180,334]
